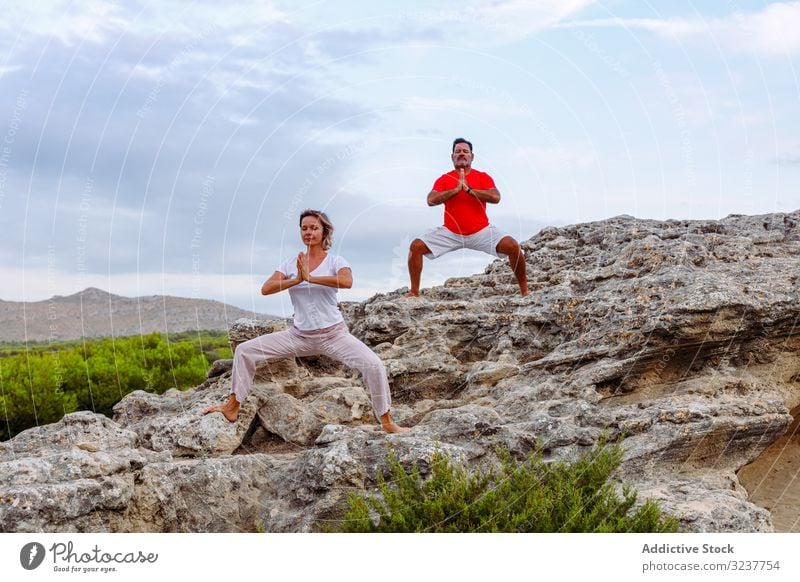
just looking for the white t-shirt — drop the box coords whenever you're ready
[277,254,350,330]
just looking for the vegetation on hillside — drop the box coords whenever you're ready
[0,331,232,441]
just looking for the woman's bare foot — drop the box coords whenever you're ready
[202,394,240,422]
[380,412,410,433]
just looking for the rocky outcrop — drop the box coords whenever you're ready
[3,211,800,532]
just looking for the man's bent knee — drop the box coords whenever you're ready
[496,236,520,255]
[410,239,431,255]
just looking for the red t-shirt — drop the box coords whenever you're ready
[432,169,496,235]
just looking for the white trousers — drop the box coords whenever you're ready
[230,322,391,417]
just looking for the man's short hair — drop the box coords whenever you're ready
[452,137,473,153]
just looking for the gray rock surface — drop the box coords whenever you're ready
[4,211,800,532]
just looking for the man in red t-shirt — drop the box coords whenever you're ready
[406,138,529,297]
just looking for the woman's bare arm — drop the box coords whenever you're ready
[305,267,353,289]
[261,271,301,295]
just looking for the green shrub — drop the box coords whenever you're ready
[0,331,232,440]
[332,442,678,533]
[0,352,79,440]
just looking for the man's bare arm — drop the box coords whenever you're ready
[466,187,501,204]
[427,187,461,206]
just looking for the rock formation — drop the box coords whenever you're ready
[3,211,800,532]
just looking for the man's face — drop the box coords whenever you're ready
[451,143,473,169]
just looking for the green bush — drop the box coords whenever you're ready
[0,351,79,440]
[332,442,679,533]
[0,331,232,440]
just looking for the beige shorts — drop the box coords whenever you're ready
[420,225,509,259]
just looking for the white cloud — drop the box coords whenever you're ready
[226,114,259,126]
[562,16,704,37]
[726,1,800,56]
[563,2,800,56]
[0,65,23,77]
[467,0,597,38]
[0,1,287,46]
[402,96,533,118]
[135,1,287,35]
[512,145,596,170]
[775,139,800,164]
[128,63,166,79]
[394,0,596,41]
[0,0,128,46]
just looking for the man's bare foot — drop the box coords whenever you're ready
[404,290,420,298]
[202,394,240,422]
[380,412,410,433]
[520,288,530,297]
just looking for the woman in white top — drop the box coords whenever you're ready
[204,209,408,433]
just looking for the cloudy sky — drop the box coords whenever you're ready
[1,0,798,317]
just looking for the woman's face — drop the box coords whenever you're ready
[300,215,324,247]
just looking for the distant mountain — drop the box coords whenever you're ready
[0,287,277,342]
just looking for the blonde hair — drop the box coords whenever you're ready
[299,209,334,250]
